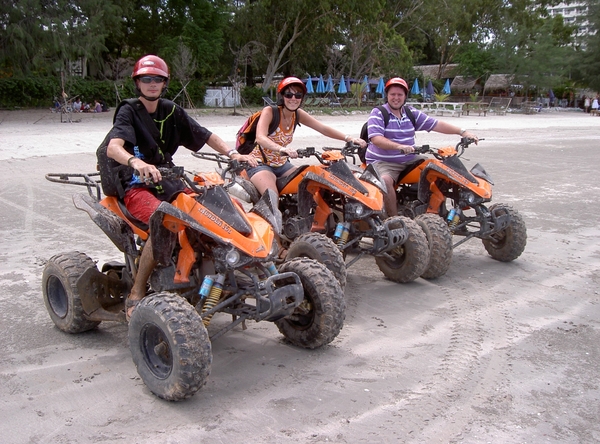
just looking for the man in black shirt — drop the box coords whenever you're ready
[107,54,257,320]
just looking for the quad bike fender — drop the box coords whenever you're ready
[72,193,138,257]
[76,267,129,322]
[419,163,492,204]
[151,201,271,258]
[250,189,283,235]
[99,196,148,240]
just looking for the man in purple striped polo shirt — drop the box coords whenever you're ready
[365,77,479,217]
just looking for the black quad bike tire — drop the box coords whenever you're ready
[286,232,347,290]
[482,203,527,262]
[42,251,101,333]
[375,216,430,283]
[415,213,453,279]
[128,293,212,401]
[276,258,346,349]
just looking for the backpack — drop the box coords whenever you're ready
[236,105,298,154]
[358,105,417,163]
[96,100,136,197]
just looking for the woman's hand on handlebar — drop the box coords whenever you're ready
[346,137,366,149]
[230,152,258,167]
[280,147,299,158]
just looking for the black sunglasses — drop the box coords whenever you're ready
[283,92,304,99]
[139,76,166,84]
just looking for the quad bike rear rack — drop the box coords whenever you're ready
[46,172,102,201]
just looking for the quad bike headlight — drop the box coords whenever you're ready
[345,201,371,220]
[268,241,279,260]
[214,246,252,269]
[225,249,241,266]
[461,190,484,206]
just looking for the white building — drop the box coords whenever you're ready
[547,1,594,45]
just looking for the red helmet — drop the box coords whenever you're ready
[132,55,169,79]
[277,76,307,95]
[385,77,408,94]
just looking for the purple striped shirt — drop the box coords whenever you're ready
[365,104,437,164]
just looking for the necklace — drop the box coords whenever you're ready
[282,112,293,130]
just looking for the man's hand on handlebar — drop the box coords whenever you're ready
[130,158,161,184]
[230,152,258,167]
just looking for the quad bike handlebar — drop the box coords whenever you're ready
[414,137,484,159]
[191,152,248,175]
[289,142,361,164]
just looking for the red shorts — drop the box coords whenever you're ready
[124,188,161,224]
[124,187,194,225]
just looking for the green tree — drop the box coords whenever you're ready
[578,0,600,90]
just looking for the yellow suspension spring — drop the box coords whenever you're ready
[335,224,350,247]
[201,275,224,327]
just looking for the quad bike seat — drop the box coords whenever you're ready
[276,165,310,193]
[396,157,427,183]
[115,199,149,232]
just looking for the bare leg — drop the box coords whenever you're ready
[126,236,157,318]
[383,175,398,217]
[250,169,278,195]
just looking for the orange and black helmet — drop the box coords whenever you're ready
[277,77,307,95]
[385,77,409,95]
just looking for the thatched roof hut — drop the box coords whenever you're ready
[450,76,479,92]
[484,74,513,91]
[414,64,459,80]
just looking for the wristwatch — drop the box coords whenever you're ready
[460,128,467,136]
[228,149,239,157]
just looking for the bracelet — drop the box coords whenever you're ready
[460,128,467,136]
[127,156,136,167]
[228,149,239,158]
[344,135,351,142]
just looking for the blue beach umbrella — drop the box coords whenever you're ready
[326,75,334,92]
[338,75,347,94]
[442,79,451,94]
[305,76,314,94]
[426,80,435,97]
[316,74,325,93]
[376,77,385,97]
[410,79,421,95]
[363,75,370,93]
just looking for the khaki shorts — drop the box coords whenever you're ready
[373,161,410,182]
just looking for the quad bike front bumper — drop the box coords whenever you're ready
[345,216,409,257]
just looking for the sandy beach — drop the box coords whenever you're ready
[1,106,600,443]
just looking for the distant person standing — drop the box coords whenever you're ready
[584,96,591,113]
[591,95,599,113]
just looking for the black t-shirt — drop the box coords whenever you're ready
[108,99,212,198]
[110,98,212,164]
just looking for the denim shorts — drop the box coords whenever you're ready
[246,161,295,179]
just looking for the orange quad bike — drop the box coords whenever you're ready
[192,152,349,289]
[194,146,430,284]
[389,137,527,266]
[43,161,346,401]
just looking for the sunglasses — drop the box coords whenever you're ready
[283,92,304,99]
[139,76,166,84]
